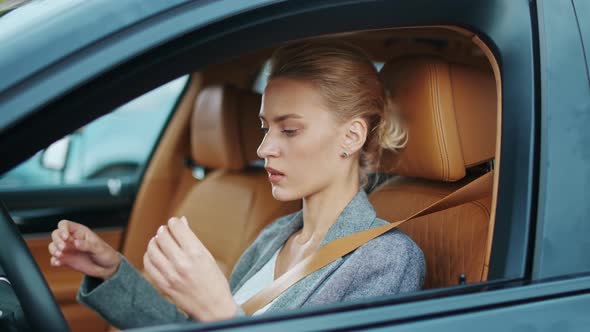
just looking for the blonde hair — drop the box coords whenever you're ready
[268,40,407,188]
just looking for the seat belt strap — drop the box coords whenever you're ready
[242,171,494,315]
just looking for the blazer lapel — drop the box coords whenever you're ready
[231,211,303,293]
[268,190,378,312]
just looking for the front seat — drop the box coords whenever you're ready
[369,56,497,289]
[170,85,301,277]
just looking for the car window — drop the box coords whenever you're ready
[0,75,188,188]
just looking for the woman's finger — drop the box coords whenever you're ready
[146,237,178,282]
[51,229,67,252]
[68,221,90,241]
[50,256,61,267]
[57,220,71,241]
[168,217,215,262]
[155,224,184,264]
[63,223,97,253]
[48,242,62,258]
[57,250,102,276]
[167,217,204,252]
[56,220,91,252]
[72,237,93,252]
[144,248,171,292]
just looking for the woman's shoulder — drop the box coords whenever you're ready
[329,218,426,295]
[351,218,425,267]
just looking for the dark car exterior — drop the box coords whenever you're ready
[0,0,589,331]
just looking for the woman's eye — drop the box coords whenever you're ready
[260,127,297,136]
[282,129,298,137]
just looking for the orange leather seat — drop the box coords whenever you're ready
[370,56,497,288]
[171,85,300,277]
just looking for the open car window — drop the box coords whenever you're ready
[0,76,188,188]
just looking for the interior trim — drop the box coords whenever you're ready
[471,34,502,281]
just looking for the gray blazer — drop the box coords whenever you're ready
[77,190,425,329]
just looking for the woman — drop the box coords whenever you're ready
[48,41,425,329]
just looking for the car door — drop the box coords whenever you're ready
[0,0,588,331]
[0,76,188,331]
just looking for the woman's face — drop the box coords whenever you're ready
[257,78,347,201]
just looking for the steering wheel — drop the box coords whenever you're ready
[0,201,69,331]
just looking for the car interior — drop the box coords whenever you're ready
[23,26,501,331]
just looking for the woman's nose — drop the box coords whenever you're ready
[257,134,280,159]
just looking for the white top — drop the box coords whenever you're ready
[233,246,283,315]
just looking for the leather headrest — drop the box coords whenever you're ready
[379,56,496,182]
[191,85,263,170]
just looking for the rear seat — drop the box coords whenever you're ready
[171,85,300,277]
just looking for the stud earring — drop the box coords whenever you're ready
[341,151,349,158]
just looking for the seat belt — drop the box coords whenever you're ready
[242,170,494,315]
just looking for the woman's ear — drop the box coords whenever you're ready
[341,118,368,155]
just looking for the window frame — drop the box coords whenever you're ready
[533,0,590,278]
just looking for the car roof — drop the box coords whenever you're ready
[0,0,189,127]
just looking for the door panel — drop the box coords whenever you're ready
[26,229,123,332]
[61,304,109,332]
[1,177,136,233]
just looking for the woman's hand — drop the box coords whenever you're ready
[48,220,121,280]
[143,216,238,322]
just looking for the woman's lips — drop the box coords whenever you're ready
[269,174,284,184]
[265,167,285,184]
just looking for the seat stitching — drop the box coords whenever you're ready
[448,64,463,166]
[428,64,446,181]
[432,63,450,180]
[393,198,491,287]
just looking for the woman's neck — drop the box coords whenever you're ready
[296,170,360,246]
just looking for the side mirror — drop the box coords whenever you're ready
[40,136,71,172]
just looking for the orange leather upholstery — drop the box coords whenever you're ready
[191,86,263,170]
[173,170,300,276]
[177,85,300,277]
[370,176,492,288]
[370,56,496,288]
[379,57,496,182]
